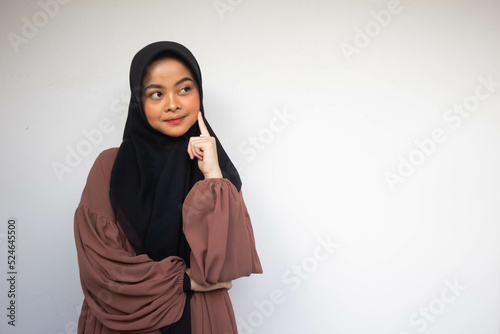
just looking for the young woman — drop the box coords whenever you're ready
[74,41,262,333]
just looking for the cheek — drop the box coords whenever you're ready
[143,101,160,121]
[187,93,200,110]
[188,97,200,118]
[185,109,199,128]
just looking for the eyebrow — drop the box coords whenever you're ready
[143,77,194,90]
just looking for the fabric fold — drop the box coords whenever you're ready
[183,178,263,287]
[75,149,187,334]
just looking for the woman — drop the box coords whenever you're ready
[74,41,262,333]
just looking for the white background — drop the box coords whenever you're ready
[1,0,500,333]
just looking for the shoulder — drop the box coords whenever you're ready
[95,147,120,167]
[78,148,119,215]
[88,147,119,180]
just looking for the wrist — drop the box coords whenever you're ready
[204,169,222,179]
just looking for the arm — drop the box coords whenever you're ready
[74,204,187,333]
[74,149,189,333]
[182,178,263,287]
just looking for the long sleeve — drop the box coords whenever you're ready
[182,178,263,287]
[74,148,188,333]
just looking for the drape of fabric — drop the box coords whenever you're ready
[108,41,242,332]
[183,179,262,286]
[76,148,261,333]
[75,148,187,334]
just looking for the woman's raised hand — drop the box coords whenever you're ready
[187,112,223,179]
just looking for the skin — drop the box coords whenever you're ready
[142,57,227,292]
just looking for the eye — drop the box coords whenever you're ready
[150,91,162,99]
[180,86,191,94]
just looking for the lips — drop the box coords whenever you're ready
[164,115,186,124]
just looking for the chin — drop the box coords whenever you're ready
[160,127,189,138]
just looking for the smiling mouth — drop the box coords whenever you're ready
[164,116,186,124]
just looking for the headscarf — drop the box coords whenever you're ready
[110,40,241,260]
[109,41,241,332]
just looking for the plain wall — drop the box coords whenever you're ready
[1,0,500,333]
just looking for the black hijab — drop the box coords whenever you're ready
[109,41,241,332]
[110,39,241,277]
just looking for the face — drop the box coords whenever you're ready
[142,57,200,137]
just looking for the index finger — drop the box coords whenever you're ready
[198,112,210,136]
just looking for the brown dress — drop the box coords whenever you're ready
[74,148,262,333]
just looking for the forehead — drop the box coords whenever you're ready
[143,57,194,83]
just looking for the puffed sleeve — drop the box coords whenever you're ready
[182,178,263,286]
[74,148,188,333]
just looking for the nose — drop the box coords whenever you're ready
[165,92,180,112]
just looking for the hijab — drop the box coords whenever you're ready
[110,41,242,266]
